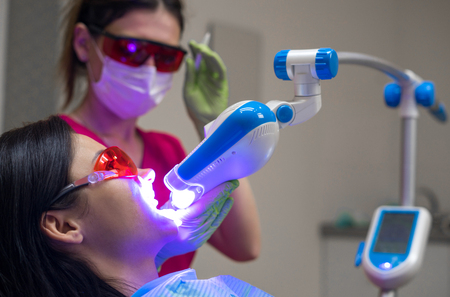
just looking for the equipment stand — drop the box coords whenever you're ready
[379,289,397,297]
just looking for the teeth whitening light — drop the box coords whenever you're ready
[336,52,446,297]
[164,48,338,209]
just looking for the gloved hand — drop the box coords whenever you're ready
[183,39,229,139]
[155,180,239,268]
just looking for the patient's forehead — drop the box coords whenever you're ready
[70,134,106,181]
[75,134,105,150]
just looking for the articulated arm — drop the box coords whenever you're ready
[266,97,321,129]
[271,48,338,129]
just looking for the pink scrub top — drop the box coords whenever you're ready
[60,115,195,276]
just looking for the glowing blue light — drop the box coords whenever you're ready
[171,190,196,209]
[138,172,157,208]
[379,262,392,270]
[137,171,182,227]
[127,43,137,53]
[158,209,182,227]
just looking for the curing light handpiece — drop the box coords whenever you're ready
[164,101,279,209]
[164,48,338,209]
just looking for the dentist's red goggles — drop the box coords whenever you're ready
[89,25,187,72]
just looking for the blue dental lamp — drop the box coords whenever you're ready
[338,52,446,297]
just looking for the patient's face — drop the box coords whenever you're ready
[70,134,177,258]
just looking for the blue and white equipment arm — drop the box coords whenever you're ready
[164,48,339,209]
[270,48,339,129]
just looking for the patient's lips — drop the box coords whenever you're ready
[158,208,182,227]
[137,171,182,227]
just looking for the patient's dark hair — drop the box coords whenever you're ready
[0,116,126,297]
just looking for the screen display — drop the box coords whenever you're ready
[373,212,415,254]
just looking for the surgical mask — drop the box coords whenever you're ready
[88,39,173,120]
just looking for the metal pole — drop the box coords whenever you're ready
[338,52,419,207]
[379,289,397,297]
[338,52,410,82]
[400,118,417,206]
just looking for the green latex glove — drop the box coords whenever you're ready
[155,180,239,268]
[183,40,229,138]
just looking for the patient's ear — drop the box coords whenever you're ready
[40,211,83,244]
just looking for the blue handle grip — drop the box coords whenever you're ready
[429,102,447,122]
[355,241,365,267]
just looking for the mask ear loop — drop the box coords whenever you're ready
[89,34,105,63]
[86,35,105,83]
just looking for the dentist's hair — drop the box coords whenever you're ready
[0,116,127,297]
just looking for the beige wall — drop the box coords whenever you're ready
[0,0,8,133]
[138,0,450,296]
[1,0,59,132]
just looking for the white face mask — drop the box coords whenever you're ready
[88,40,173,120]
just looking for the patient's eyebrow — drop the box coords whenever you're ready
[92,149,103,164]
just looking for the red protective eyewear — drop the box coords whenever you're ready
[89,25,187,72]
[49,146,138,207]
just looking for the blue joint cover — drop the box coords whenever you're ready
[276,105,294,123]
[430,102,447,122]
[274,50,291,81]
[315,48,339,80]
[415,81,435,107]
[384,82,402,108]
[178,101,277,180]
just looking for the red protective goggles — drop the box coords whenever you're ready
[89,25,187,72]
[49,146,138,207]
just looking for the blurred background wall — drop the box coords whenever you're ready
[0,0,8,133]
[1,0,449,296]
[1,0,59,132]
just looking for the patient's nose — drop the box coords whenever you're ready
[138,168,155,183]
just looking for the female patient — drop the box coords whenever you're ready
[0,116,270,297]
